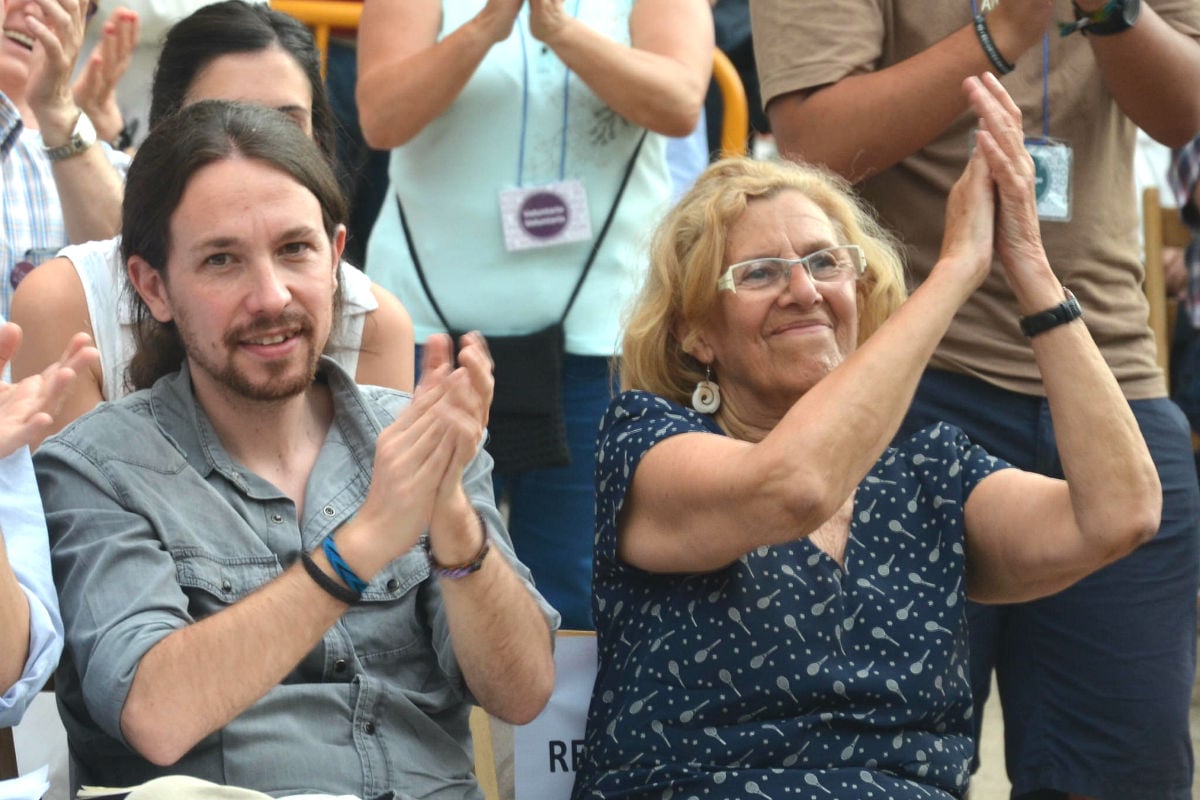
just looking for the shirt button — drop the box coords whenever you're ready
[322,506,335,517]
[363,721,376,735]
[271,513,283,524]
[333,659,347,673]
[221,579,233,593]
[386,578,399,593]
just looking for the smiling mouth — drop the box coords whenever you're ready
[245,332,293,346]
[2,29,34,50]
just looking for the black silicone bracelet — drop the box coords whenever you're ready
[974,15,1015,75]
[300,550,361,605]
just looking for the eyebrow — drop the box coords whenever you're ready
[735,238,838,263]
[185,225,321,254]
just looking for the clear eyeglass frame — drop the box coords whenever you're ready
[716,244,867,294]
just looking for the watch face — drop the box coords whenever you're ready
[75,111,97,148]
[1122,0,1142,26]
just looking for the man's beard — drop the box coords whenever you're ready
[182,310,321,403]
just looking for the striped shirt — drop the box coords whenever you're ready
[0,92,129,318]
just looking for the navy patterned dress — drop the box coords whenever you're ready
[572,391,1010,800]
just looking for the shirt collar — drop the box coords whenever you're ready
[147,356,385,493]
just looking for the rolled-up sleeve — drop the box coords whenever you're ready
[34,437,192,744]
[0,446,62,727]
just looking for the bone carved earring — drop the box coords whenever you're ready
[691,365,721,414]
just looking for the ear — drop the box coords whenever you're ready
[127,256,174,324]
[673,317,715,365]
[330,224,347,274]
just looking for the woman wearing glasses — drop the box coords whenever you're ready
[572,75,1160,800]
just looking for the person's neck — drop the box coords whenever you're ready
[192,372,334,513]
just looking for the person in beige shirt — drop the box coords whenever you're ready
[751,1,1200,798]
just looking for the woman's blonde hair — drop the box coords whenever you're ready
[621,157,909,407]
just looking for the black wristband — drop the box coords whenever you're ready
[300,550,361,604]
[1019,288,1084,338]
[974,14,1015,75]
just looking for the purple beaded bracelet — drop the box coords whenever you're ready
[423,513,490,579]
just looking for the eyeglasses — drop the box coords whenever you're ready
[717,245,867,294]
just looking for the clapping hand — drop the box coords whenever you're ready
[528,0,570,45]
[0,322,98,458]
[25,0,89,131]
[965,73,1048,283]
[74,6,139,143]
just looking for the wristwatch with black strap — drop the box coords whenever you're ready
[1070,0,1141,36]
[1019,287,1084,338]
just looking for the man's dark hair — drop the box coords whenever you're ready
[149,0,337,163]
[122,100,348,391]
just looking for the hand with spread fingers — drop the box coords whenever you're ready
[73,6,139,143]
[0,321,97,458]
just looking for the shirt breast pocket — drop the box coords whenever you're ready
[341,550,436,674]
[173,548,283,619]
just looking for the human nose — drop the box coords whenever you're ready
[243,261,291,315]
[779,261,822,306]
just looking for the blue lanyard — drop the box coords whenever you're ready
[968,0,1051,142]
[516,0,583,186]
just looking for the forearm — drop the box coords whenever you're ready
[1083,5,1200,146]
[758,267,976,529]
[427,503,553,724]
[357,9,498,149]
[1020,274,1161,557]
[770,24,988,182]
[120,561,347,766]
[45,141,124,243]
[632,262,980,575]
[0,537,32,694]
[540,15,710,137]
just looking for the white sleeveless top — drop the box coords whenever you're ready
[60,237,378,400]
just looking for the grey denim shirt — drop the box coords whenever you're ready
[34,359,559,799]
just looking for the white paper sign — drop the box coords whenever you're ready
[512,633,598,800]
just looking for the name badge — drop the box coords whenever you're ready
[1025,138,1072,222]
[499,179,593,252]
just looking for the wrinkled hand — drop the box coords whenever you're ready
[25,0,89,132]
[528,0,570,45]
[939,133,996,291]
[965,73,1048,281]
[73,7,139,143]
[0,322,97,458]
